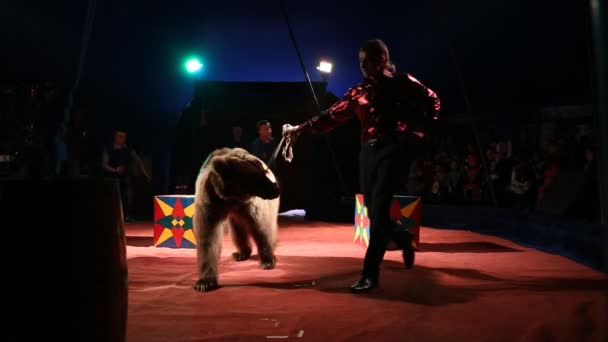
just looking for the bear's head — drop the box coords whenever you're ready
[207,149,280,201]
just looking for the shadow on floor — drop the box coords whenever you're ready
[128,255,607,307]
[126,236,154,247]
[418,241,522,253]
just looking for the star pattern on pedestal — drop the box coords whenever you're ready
[153,196,197,248]
[354,194,421,251]
[354,195,370,246]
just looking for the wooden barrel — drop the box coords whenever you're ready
[1,178,127,341]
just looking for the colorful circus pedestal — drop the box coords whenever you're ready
[154,195,197,248]
[354,194,421,251]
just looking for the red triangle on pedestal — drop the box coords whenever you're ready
[153,198,164,221]
[153,224,165,244]
[171,228,184,247]
[389,198,401,219]
[410,201,422,222]
[172,198,185,219]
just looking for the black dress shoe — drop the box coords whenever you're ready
[350,277,378,293]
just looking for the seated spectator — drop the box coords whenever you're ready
[507,160,533,210]
[537,163,559,202]
[447,158,463,203]
[463,154,483,202]
[489,150,511,205]
[426,164,449,204]
[568,145,600,222]
[532,141,558,202]
[229,126,245,149]
[407,161,426,196]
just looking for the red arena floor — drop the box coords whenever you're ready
[125,218,608,341]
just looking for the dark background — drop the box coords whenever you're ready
[3,0,594,117]
[1,0,598,216]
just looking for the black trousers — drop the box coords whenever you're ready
[359,140,410,280]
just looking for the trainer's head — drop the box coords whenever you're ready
[359,39,396,81]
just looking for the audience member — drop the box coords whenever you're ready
[102,129,150,223]
[249,120,277,164]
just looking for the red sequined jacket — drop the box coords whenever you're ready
[302,73,440,143]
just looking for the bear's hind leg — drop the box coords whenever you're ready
[228,215,252,261]
[233,205,276,270]
[194,205,227,292]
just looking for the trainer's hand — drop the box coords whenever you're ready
[282,124,300,137]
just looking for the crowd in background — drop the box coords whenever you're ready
[400,126,599,222]
[1,82,601,224]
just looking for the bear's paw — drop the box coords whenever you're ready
[232,251,251,262]
[259,255,276,270]
[193,278,219,293]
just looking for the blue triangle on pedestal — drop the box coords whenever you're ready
[180,239,196,249]
[395,196,419,207]
[180,196,195,207]
[399,213,418,227]
[157,196,177,207]
[157,237,177,248]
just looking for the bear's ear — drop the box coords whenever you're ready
[210,155,238,177]
[231,147,249,156]
[207,169,225,197]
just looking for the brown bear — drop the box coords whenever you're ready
[193,147,281,292]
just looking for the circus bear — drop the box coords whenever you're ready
[193,147,281,292]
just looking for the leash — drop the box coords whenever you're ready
[267,132,298,169]
[274,0,347,193]
[266,136,285,169]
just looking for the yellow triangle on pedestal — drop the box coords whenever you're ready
[155,198,174,216]
[400,199,420,218]
[184,229,198,245]
[155,228,174,246]
[184,203,195,218]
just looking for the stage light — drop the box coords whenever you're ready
[316,61,332,74]
[185,58,203,73]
